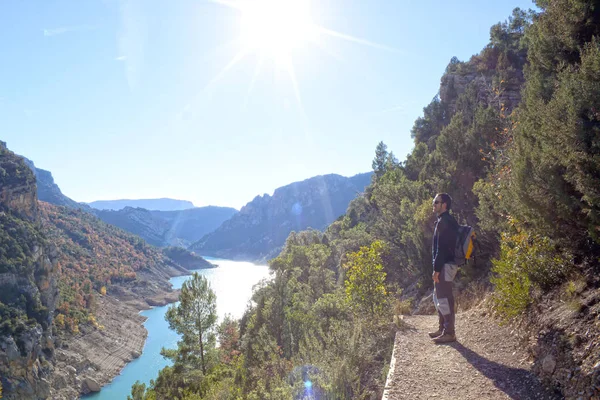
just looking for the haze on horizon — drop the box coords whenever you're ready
[0,0,534,210]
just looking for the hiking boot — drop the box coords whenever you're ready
[428,329,443,338]
[432,333,456,344]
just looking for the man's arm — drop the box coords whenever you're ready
[433,218,449,272]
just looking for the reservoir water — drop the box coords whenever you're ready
[85,257,270,400]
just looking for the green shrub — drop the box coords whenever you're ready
[491,225,572,318]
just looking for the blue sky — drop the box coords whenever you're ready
[0,0,535,209]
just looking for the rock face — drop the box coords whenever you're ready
[94,206,238,247]
[88,198,195,211]
[191,173,372,262]
[49,295,152,400]
[0,143,59,400]
[439,55,525,116]
[22,157,89,211]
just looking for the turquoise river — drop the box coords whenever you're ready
[85,257,270,400]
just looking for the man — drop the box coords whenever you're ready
[429,193,459,344]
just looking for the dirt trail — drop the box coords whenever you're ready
[383,313,561,400]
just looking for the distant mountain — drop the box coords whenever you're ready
[21,157,91,211]
[88,198,195,211]
[94,206,238,247]
[17,156,236,248]
[93,207,170,247]
[190,172,373,262]
[151,207,240,245]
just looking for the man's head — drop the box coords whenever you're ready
[433,193,452,216]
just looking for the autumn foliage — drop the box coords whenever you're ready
[39,202,172,332]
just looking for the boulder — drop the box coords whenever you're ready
[81,377,101,394]
[542,354,557,374]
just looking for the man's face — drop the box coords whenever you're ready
[432,196,445,214]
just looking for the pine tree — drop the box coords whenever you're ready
[508,0,600,247]
[372,141,389,178]
[165,272,217,375]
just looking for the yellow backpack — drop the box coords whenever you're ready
[454,225,476,266]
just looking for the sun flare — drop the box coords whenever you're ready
[239,0,317,62]
[208,0,393,111]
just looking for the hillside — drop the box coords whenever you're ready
[2,142,214,399]
[94,205,238,247]
[0,142,58,399]
[36,202,194,399]
[88,198,195,211]
[191,172,372,261]
[38,202,188,331]
[162,246,215,270]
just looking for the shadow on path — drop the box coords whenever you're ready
[446,341,562,400]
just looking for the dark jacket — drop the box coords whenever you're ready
[432,211,459,272]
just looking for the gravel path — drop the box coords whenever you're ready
[383,313,562,399]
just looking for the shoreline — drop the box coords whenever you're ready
[48,287,183,400]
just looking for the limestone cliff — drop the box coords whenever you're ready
[0,142,59,400]
[22,157,89,211]
[439,51,525,116]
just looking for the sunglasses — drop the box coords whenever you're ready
[433,201,442,205]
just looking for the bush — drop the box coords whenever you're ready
[491,225,572,318]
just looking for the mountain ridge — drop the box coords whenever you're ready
[87,198,196,211]
[191,172,372,261]
[94,205,238,247]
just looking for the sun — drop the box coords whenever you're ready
[239,0,317,63]
[206,0,394,111]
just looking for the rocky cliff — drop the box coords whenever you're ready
[0,142,59,400]
[191,173,372,262]
[22,158,89,211]
[439,50,526,116]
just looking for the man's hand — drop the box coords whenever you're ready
[432,272,440,283]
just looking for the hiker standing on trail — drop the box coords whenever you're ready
[429,193,459,344]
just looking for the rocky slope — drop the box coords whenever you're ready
[0,142,59,400]
[191,172,372,262]
[49,291,180,400]
[38,201,189,399]
[88,198,195,211]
